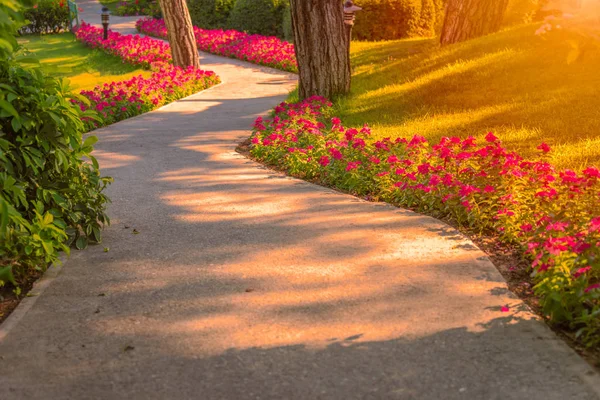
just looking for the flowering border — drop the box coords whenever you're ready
[135,18,297,73]
[249,96,600,346]
[73,22,220,130]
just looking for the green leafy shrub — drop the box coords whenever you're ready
[113,0,158,17]
[19,0,70,35]
[353,0,443,41]
[188,0,234,29]
[228,0,286,37]
[1,0,111,286]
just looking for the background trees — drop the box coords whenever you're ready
[440,0,510,45]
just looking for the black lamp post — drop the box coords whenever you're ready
[101,6,110,40]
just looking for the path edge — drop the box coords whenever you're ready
[0,255,66,343]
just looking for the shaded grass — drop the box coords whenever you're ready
[17,32,149,91]
[329,24,600,170]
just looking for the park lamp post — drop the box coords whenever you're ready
[343,1,361,69]
[101,6,110,40]
[343,0,362,36]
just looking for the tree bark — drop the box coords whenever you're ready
[440,0,509,45]
[290,0,351,100]
[159,0,200,68]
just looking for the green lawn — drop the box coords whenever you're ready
[330,24,600,170]
[17,33,148,92]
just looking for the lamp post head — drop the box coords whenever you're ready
[101,6,110,24]
[344,1,362,26]
[344,0,362,13]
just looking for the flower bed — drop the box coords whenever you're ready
[73,23,220,130]
[135,17,297,73]
[249,96,600,347]
[76,22,172,68]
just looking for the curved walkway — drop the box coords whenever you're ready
[1,5,600,400]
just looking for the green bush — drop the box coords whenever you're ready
[228,0,286,37]
[1,0,111,286]
[19,0,70,35]
[188,0,235,29]
[281,0,292,41]
[353,0,444,41]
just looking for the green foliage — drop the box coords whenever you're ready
[227,0,286,37]
[1,0,111,286]
[187,0,235,29]
[19,0,70,35]
[0,0,28,58]
[281,0,292,41]
[353,0,444,41]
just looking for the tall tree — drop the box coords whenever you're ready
[159,0,200,68]
[290,0,350,100]
[440,0,509,45]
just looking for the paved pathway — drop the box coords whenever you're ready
[1,4,600,399]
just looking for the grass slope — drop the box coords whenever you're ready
[18,33,149,91]
[333,24,600,170]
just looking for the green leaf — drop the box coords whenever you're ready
[0,99,18,118]
[82,135,98,148]
[0,265,17,286]
[75,236,88,250]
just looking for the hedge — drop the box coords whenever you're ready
[227,0,287,37]
[353,0,445,41]
[18,0,70,35]
[188,0,235,29]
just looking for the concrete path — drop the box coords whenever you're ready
[1,4,600,400]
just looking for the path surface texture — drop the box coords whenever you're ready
[1,5,600,400]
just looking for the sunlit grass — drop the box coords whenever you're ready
[328,24,600,170]
[17,33,149,91]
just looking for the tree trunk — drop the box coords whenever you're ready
[290,0,350,100]
[159,0,200,68]
[440,0,509,45]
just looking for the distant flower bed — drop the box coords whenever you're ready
[76,22,172,67]
[250,96,600,347]
[73,23,219,130]
[135,17,297,73]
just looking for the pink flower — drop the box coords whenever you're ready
[318,156,330,167]
[329,148,343,160]
[585,283,600,293]
[537,142,551,153]
[500,306,510,312]
[520,223,533,232]
[590,217,600,232]
[485,132,499,142]
[573,266,592,278]
[346,161,361,171]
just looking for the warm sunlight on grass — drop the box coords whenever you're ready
[333,24,600,170]
[18,33,149,91]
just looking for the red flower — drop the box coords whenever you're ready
[485,132,498,142]
[537,142,551,153]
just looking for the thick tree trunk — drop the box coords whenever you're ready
[159,0,200,68]
[290,0,350,100]
[440,0,509,45]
